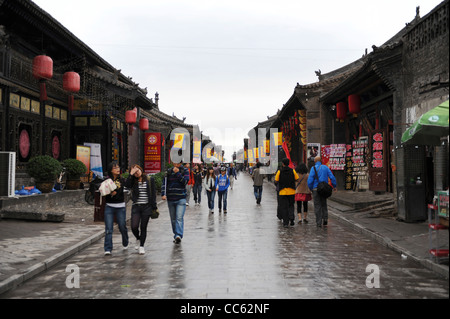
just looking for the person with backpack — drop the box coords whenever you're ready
[307,156,337,228]
[274,158,299,227]
[215,167,230,213]
[252,162,264,205]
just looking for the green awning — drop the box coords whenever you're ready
[401,100,449,145]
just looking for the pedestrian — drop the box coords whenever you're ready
[192,164,203,205]
[161,162,190,243]
[274,158,299,227]
[203,166,216,213]
[252,162,264,205]
[307,156,337,227]
[216,166,230,213]
[227,163,237,189]
[125,164,158,255]
[185,163,194,206]
[103,162,129,255]
[295,163,311,224]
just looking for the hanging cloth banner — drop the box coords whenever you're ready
[282,141,294,169]
[172,133,185,150]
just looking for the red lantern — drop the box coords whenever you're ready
[348,94,361,117]
[336,102,347,122]
[32,55,53,101]
[63,72,80,111]
[125,110,137,124]
[139,118,149,131]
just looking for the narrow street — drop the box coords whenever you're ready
[2,173,448,299]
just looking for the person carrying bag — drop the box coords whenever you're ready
[307,156,337,227]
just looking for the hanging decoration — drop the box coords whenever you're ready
[139,118,149,131]
[298,109,307,145]
[336,102,347,122]
[348,94,361,117]
[125,108,137,135]
[63,71,80,111]
[32,55,53,101]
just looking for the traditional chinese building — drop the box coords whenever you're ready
[0,0,202,188]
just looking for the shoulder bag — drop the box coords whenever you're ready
[313,166,333,198]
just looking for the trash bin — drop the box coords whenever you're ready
[94,191,105,222]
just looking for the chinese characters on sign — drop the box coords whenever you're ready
[144,133,161,174]
[372,132,384,168]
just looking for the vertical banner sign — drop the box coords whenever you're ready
[76,145,91,174]
[173,133,184,150]
[372,132,384,168]
[84,143,103,178]
[145,133,161,174]
[193,140,202,164]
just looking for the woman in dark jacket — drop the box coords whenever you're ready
[125,164,157,255]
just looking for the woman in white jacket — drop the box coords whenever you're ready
[203,166,216,213]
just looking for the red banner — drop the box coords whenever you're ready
[144,133,161,174]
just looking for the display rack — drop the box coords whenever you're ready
[428,204,449,262]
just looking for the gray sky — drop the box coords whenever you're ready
[33,0,442,161]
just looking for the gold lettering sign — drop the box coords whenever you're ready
[10,93,20,108]
[21,97,30,111]
[31,100,40,114]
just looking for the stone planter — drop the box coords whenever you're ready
[66,179,81,190]
[36,181,54,193]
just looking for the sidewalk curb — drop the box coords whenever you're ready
[0,230,105,295]
[263,178,448,279]
[329,211,449,279]
[0,199,167,296]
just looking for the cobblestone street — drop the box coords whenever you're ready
[1,174,448,299]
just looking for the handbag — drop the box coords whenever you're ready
[313,166,333,198]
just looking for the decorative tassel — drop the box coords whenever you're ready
[39,80,47,101]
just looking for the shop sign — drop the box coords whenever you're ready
[144,133,161,174]
[371,132,384,168]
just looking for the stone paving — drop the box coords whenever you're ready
[0,173,448,299]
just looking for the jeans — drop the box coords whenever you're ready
[131,204,151,247]
[193,184,202,203]
[185,185,192,203]
[167,198,186,239]
[217,190,228,211]
[206,190,216,210]
[312,189,328,225]
[253,185,263,203]
[104,205,128,252]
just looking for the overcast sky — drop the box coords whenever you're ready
[33,0,442,161]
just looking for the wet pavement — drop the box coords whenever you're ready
[0,173,448,299]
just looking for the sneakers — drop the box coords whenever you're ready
[135,239,140,250]
[138,247,145,255]
[174,236,182,244]
[104,251,111,256]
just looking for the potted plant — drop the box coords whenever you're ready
[62,158,87,190]
[26,155,62,193]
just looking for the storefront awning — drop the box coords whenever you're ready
[401,100,449,145]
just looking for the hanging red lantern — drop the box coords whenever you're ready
[63,71,80,111]
[139,118,149,131]
[126,108,137,135]
[348,94,361,117]
[336,102,347,122]
[125,110,137,124]
[32,55,53,101]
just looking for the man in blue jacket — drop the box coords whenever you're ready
[216,167,231,213]
[162,162,190,243]
[307,156,337,227]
